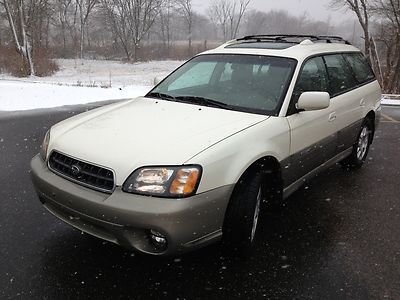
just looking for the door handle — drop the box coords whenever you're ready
[329,113,337,122]
[360,98,366,107]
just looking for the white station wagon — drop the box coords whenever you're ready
[31,35,382,256]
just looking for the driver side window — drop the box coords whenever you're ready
[288,56,329,115]
[295,57,329,95]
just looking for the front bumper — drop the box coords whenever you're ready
[31,155,233,256]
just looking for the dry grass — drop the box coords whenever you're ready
[137,41,221,61]
[50,41,222,61]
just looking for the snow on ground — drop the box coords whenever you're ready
[381,99,400,106]
[0,81,150,111]
[0,59,183,88]
[382,95,400,106]
[0,59,183,111]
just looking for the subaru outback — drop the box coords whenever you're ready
[31,35,382,256]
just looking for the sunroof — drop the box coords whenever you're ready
[225,42,295,50]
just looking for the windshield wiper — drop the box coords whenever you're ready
[146,92,176,101]
[147,93,231,110]
[175,96,229,109]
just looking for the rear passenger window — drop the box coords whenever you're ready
[324,54,357,96]
[344,53,375,84]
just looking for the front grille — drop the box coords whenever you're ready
[48,151,115,193]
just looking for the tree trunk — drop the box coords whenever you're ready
[62,22,67,57]
[3,0,35,76]
[188,20,192,56]
[363,24,371,63]
[120,38,131,61]
[79,19,84,59]
[133,42,139,61]
[19,1,35,76]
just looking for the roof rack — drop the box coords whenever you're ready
[234,34,351,45]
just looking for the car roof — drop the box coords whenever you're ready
[199,36,361,62]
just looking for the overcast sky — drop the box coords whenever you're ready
[192,0,354,23]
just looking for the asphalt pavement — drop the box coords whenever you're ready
[0,104,399,299]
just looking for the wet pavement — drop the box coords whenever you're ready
[1,105,399,299]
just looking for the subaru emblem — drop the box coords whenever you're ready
[71,164,81,177]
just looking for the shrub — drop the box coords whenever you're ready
[0,46,29,77]
[0,46,59,77]
[32,47,59,77]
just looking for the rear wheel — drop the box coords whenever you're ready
[342,118,373,169]
[223,171,264,256]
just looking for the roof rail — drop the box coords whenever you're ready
[234,34,351,45]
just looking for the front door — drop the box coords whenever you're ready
[283,56,337,187]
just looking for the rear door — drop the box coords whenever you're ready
[323,53,366,154]
[284,56,337,187]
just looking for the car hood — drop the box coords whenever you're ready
[49,97,268,185]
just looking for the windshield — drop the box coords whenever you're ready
[147,54,297,115]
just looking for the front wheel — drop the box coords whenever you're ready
[342,119,373,169]
[222,171,264,256]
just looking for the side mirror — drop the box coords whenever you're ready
[297,92,330,111]
[153,76,164,86]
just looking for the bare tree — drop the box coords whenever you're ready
[52,0,98,59]
[331,0,372,62]
[102,0,163,61]
[157,0,175,55]
[175,0,194,54]
[0,5,5,45]
[373,0,400,93]
[244,9,334,36]
[54,0,82,57]
[54,0,73,56]
[331,0,400,92]
[1,0,35,75]
[76,0,99,59]
[231,0,250,38]
[208,0,251,40]
[208,0,231,40]
[23,0,53,49]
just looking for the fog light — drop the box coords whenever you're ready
[149,230,168,250]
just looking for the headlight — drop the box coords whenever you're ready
[40,130,50,161]
[122,166,202,198]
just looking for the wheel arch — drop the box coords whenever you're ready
[239,156,282,179]
[222,155,284,247]
[232,155,283,202]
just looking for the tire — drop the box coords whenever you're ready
[222,171,264,256]
[342,118,373,169]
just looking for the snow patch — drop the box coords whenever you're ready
[382,94,400,106]
[0,81,150,111]
[0,59,183,111]
[381,99,400,106]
